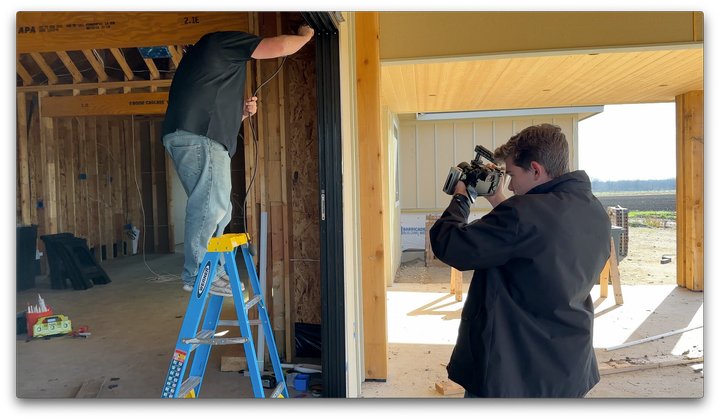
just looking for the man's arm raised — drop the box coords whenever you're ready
[251,24,314,59]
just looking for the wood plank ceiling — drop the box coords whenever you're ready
[381,48,704,114]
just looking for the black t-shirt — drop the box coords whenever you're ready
[162,31,263,157]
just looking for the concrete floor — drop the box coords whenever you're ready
[14,248,319,400]
[13,247,706,406]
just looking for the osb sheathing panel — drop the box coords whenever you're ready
[287,41,321,325]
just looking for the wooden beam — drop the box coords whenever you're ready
[278,12,294,363]
[599,356,703,376]
[167,45,182,68]
[82,49,108,83]
[98,117,113,260]
[56,51,84,84]
[356,11,389,380]
[76,117,90,243]
[435,380,464,396]
[17,60,34,86]
[29,52,58,85]
[450,268,463,302]
[41,92,168,117]
[37,91,58,235]
[17,93,32,225]
[109,48,135,82]
[17,79,171,93]
[86,116,102,260]
[675,91,703,291]
[143,58,161,93]
[75,377,107,398]
[17,12,250,53]
[149,121,160,253]
[110,119,125,256]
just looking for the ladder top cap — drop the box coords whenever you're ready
[206,233,249,251]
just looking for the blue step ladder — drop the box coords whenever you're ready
[161,233,288,398]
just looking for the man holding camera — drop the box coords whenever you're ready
[430,123,610,398]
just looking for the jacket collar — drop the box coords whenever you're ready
[525,170,592,195]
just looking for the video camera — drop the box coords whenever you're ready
[442,145,505,203]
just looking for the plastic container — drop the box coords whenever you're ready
[26,306,52,336]
[294,374,309,391]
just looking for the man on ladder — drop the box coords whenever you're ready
[161,22,314,398]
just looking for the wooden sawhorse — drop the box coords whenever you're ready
[599,237,624,305]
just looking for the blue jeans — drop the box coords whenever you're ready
[163,130,231,286]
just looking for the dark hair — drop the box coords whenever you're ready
[493,123,569,178]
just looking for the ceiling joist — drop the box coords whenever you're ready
[56,51,84,84]
[110,48,135,82]
[17,60,33,86]
[167,45,182,68]
[29,52,58,85]
[81,49,108,83]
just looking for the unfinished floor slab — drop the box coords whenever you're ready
[15,249,703,399]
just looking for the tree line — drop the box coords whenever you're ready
[590,178,676,193]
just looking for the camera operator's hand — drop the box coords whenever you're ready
[452,179,469,199]
[484,167,508,208]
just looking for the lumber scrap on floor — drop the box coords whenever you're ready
[75,376,107,397]
[598,355,703,376]
[435,380,464,396]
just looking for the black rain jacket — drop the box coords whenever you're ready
[430,170,610,397]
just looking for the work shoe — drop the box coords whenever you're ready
[209,281,233,296]
[181,275,245,294]
[214,273,245,291]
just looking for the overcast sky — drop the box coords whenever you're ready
[578,103,677,182]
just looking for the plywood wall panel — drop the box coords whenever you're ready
[16,101,172,272]
[287,44,321,325]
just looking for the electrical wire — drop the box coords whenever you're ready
[241,56,287,242]
[130,114,182,284]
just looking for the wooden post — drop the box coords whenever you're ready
[599,238,623,305]
[450,268,463,302]
[111,120,125,256]
[356,11,388,380]
[278,12,295,364]
[675,91,703,291]
[37,91,58,235]
[149,121,160,253]
[98,116,113,259]
[58,117,76,234]
[599,260,610,298]
[17,92,31,225]
[87,116,101,260]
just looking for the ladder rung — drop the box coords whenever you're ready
[176,376,201,398]
[270,381,286,398]
[218,319,262,326]
[181,337,249,346]
[184,329,214,353]
[245,295,262,311]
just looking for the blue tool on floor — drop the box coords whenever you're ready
[161,234,288,398]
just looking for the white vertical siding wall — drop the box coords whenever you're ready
[399,115,578,211]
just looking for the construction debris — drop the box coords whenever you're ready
[598,355,703,376]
